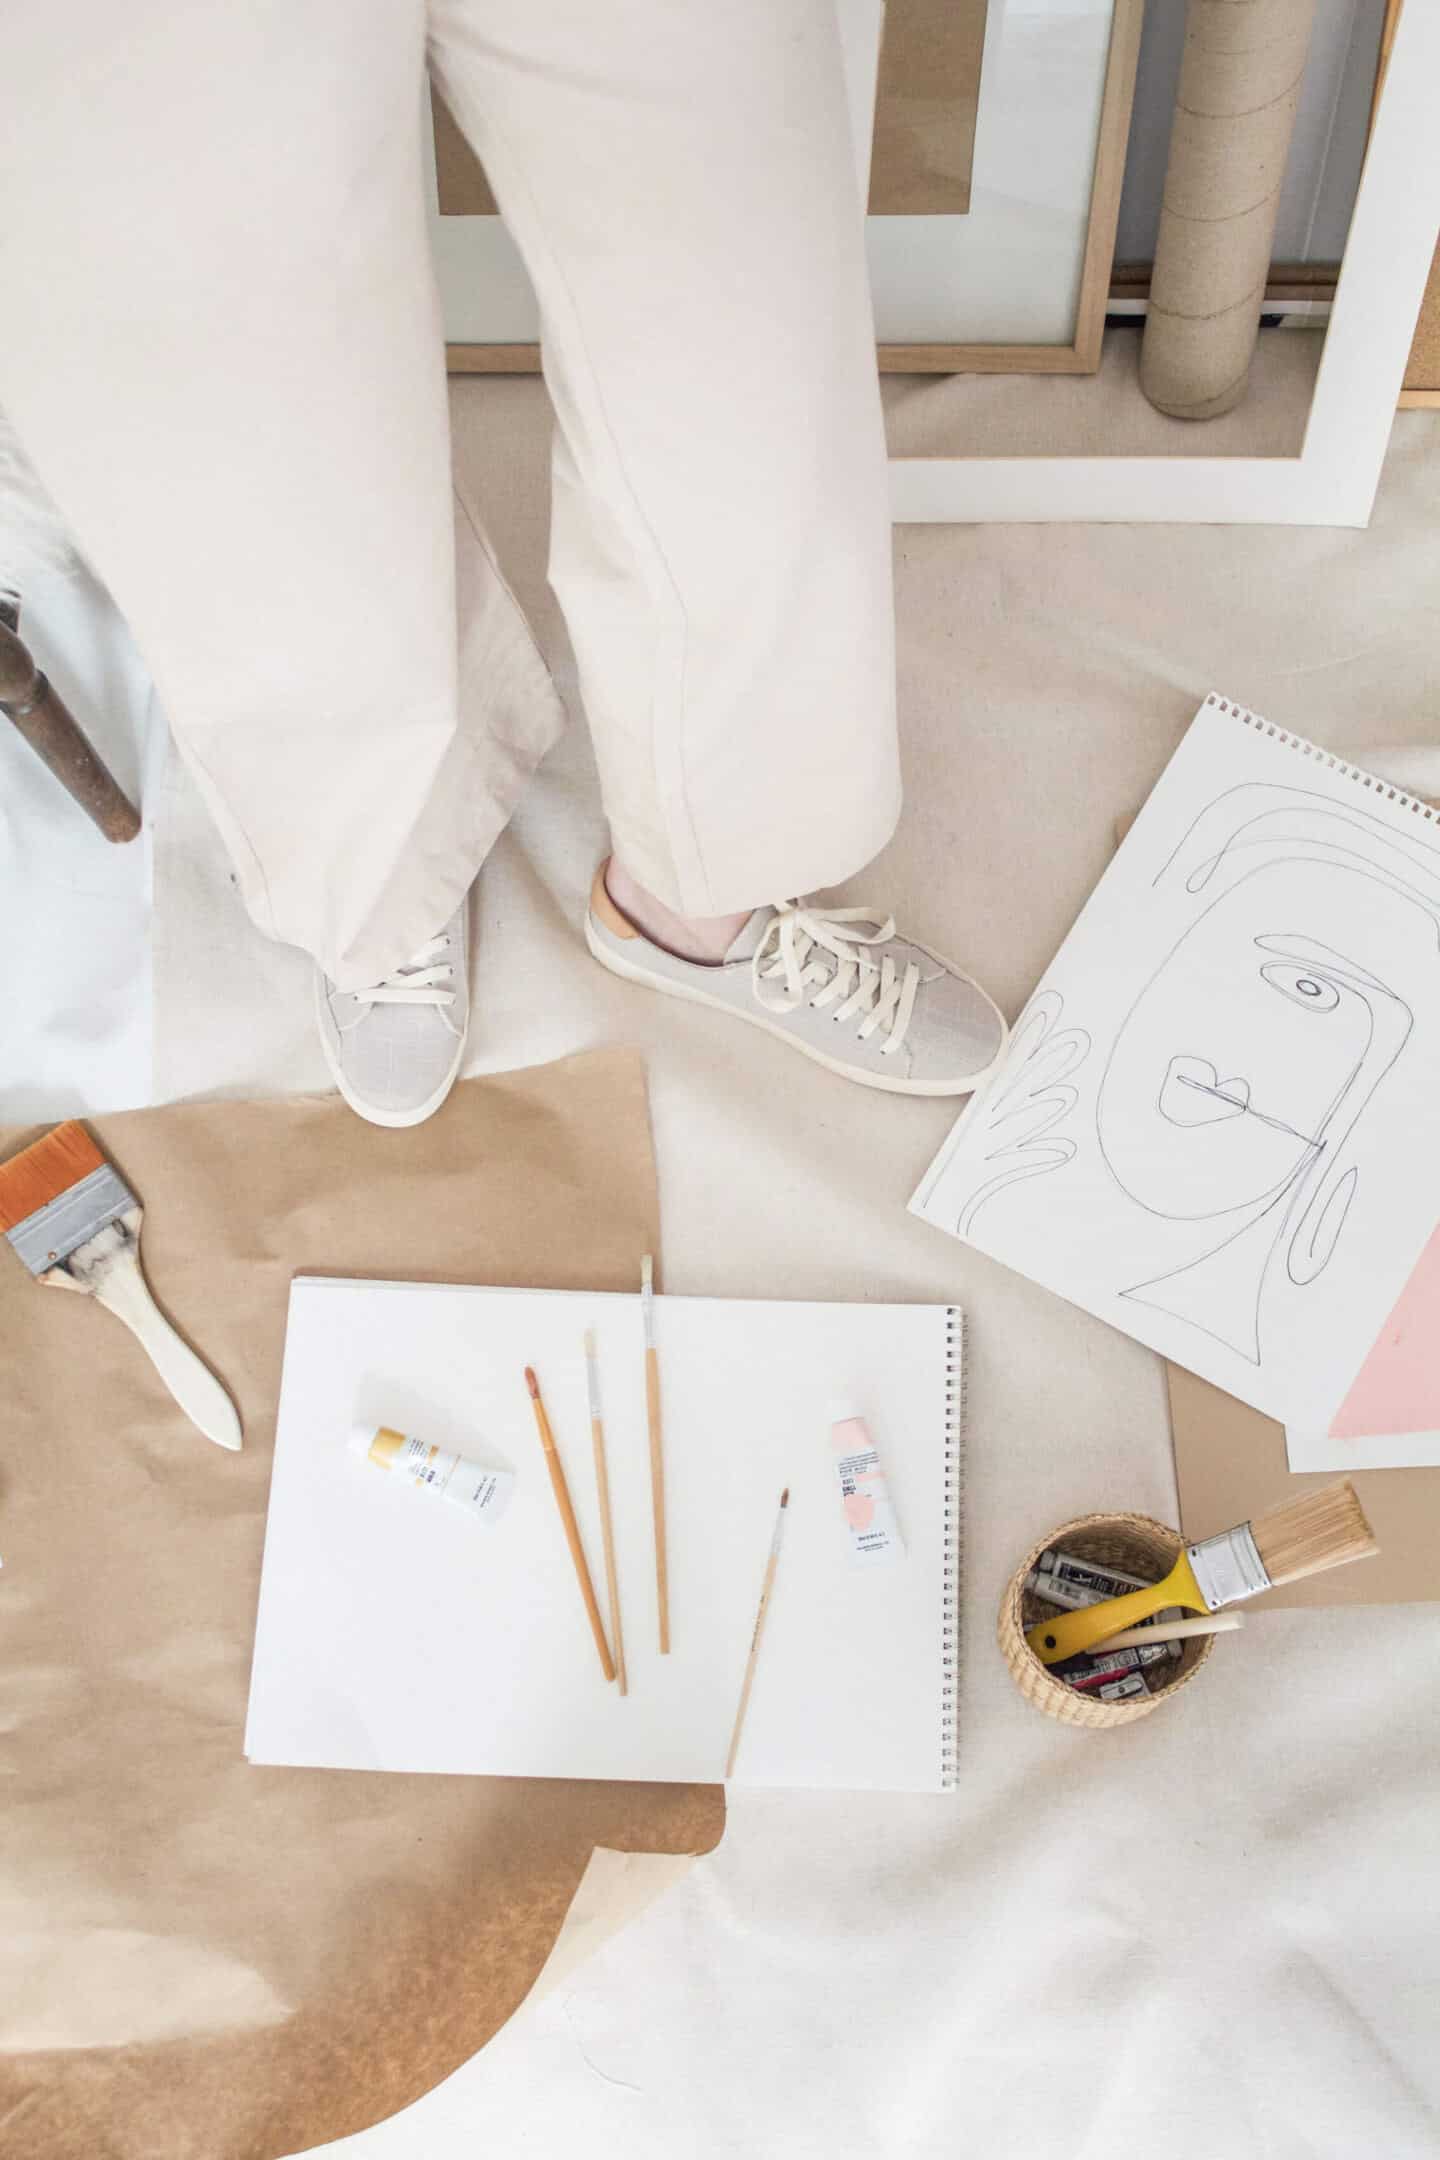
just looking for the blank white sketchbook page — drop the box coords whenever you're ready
[245,1282,961,1793]
[911,694,1440,1433]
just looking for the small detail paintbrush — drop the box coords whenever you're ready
[584,1329,627,1696]
[642,1255,670,1653]
[1087,1612,1244,1653]
[0,1120,242,1451]
[724,1487,789,1781]
[1027,1481,1377,1665]
[525,1365,615,1683]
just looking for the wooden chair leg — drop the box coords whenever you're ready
[0,616,142,843]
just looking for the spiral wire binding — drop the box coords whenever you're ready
[1206,691,1440,824]
[940,1307,963,1790]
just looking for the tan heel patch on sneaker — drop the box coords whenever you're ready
[590,861,640,940]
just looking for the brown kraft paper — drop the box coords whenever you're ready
[0,1050,724,2160]
[1169,1363,1438,1608]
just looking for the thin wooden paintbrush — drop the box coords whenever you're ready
[724,1487,789,1781]
[0,1120,242,1450]
[1088,1612,1244,1652]
[584,1329,627,1697]
[1028,1481,1378,1665]
[525,1365,615,1683]
[642,1255,670,1653]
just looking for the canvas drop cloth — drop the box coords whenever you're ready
[4,343,1439,2159]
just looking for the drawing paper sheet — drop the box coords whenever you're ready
[1285,1423,1440,1472]
[912,695,1440,1431]
[246,1282,959,1793]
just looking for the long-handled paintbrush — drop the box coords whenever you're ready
[584,1329,627,1696]
[0,1121,242,1451]
[641,1255,670,1654]
[525,1364,615,1683]
[725,1487,789,1780]
[1027,1481,1377,1665]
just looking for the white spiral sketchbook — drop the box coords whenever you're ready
[912,694,1440,1438]
[246,1281,962,1793]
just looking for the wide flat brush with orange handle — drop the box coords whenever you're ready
[0,1120,242,1451]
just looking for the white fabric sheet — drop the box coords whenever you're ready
[10,345,1439,2158]
[0,561,163,1118]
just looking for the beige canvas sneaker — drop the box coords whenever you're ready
[586,864,1005,1096]
[314,905,469,1127]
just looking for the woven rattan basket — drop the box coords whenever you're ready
[998,1511,1215,1728]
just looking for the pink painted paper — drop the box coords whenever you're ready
[1328,1223,1440,1439]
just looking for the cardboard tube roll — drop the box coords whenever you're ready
[1140,0,1317,420]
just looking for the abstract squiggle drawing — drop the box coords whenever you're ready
[954,990,1090,1235]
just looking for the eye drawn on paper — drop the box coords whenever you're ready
[1096,787,1440,1364]
[952,989,1090,1234]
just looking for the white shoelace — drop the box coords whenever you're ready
[358,932,456,1008]
[751,902,919,1056]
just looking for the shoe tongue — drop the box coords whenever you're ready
[722,907,777,963]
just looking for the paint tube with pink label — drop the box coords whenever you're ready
[829,1403,904,1564]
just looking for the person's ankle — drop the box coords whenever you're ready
[604,859,752,965]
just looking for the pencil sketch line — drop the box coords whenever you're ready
[1151,784,1440,903]
[1172,1074,1322,1145]
[950,990,1090,1235]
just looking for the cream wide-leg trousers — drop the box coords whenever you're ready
[0,1,900,989]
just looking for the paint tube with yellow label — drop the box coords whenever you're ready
[349,1424,514,1525]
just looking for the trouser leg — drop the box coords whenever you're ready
[0,0,563,988]
[429,0,900,914]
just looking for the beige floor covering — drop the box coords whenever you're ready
[147,342,1440,2160]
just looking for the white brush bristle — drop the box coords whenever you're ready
[1251,1480,1378,1587]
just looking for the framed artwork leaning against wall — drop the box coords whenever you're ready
[432,0,1143,377]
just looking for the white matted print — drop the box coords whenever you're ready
[890,0,1440,524]
[912,696,1440,1432]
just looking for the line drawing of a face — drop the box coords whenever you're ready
[930,780,1440,1372]
[1092,789,1440,1365]
[1099,874,1406,1221]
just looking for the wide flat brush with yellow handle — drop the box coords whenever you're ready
[0,1120,242,1451]
[1027,1481,1377,1665]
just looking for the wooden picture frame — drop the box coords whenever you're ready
[1376,0,1440,409]
[885,0,1440,527]
[1397,245,1440,410]
[438,0,1143,379]
[876,0,1142,376]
